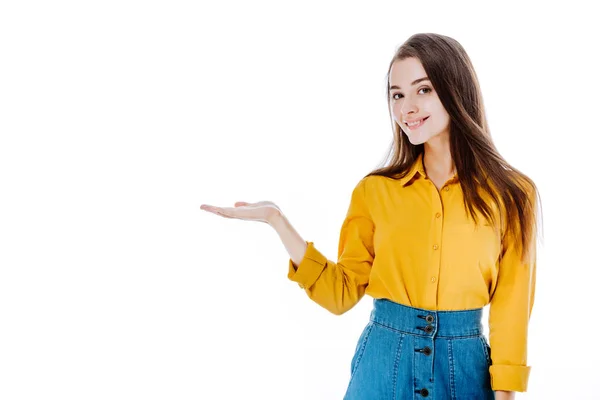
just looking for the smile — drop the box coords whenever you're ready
[405,117,429,129]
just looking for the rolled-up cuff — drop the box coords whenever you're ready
[287,241,327,290]
[489,364,531,392]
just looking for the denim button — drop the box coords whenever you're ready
[425,315,434,323]
[423,346,432,356]
[424,325,433,333]
[420,388,429,397]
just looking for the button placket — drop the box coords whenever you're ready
[416,314,435,333]
[415,312,438,385]
[426,181,444,308]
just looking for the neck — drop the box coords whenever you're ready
[422,133,455,177]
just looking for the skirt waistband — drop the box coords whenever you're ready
[370,298,483,338]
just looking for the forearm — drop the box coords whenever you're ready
[269,212,308,267]
[495,390,515,400]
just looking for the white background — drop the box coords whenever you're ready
[1,1,599,399]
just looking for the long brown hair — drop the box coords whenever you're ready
[366,33,541,263]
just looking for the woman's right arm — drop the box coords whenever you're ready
[201,178,375,315]
[270,178,375,315]
[268,212,308,268]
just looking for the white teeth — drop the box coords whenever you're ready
[406,118,425,126]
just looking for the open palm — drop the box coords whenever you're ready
[200,201,281,224]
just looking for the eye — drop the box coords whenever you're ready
[390,87,432,100]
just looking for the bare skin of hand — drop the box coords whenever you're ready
[200,201,282,225]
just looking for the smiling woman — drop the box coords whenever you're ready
[388,65,451,150]
[200,32,539,400]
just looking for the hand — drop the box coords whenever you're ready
[200,201,282,225]
[495,391,515,400]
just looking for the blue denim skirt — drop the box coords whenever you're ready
[344,298,494,399]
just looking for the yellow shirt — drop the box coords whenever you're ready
[287,153,536,392]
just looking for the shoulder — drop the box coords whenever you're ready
[356,174,396,191]
[350,174,395,202]
[513,173,539,209]
[487,171,538,205]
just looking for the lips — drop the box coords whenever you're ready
[405,117,429,129]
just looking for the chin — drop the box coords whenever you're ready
[408,138,426,146]
[404,133,428,146]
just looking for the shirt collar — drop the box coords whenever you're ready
[399,152,427,186]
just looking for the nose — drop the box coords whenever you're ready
[399,97,418,120]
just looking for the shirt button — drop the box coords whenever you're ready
[298,283,304,289]
[433,244,439,250]
[435,212,441,218]
[431,276,436,282]
[444,187,450,192]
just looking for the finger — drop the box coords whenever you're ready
[201,204,224,211]
[202,205,249,221]
[205,207,235,219]
[213,206,240,219]
[201,205,227,216]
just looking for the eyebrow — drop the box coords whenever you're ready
[389,77,430,90]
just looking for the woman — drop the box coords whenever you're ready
[201,33,539,399]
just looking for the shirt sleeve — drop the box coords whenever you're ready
[488,187,537,392]
[287,177,375,315]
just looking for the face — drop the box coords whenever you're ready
[388,57,451,145]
